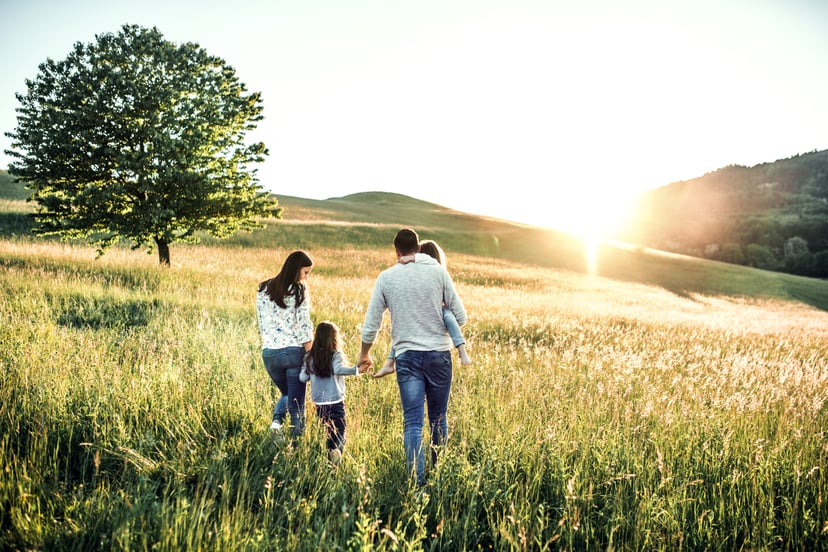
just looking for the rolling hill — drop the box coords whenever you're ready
[3,168,828,310]
[269,192,828,311]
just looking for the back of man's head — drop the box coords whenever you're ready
[394,228,419,255]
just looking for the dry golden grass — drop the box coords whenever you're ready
[1,237,826,550]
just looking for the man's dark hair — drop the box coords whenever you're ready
[394,228,419,255]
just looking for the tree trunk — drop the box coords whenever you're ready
[155,237,171,266]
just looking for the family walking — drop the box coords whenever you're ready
[256,228,469,486]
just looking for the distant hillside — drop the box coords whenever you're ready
[276,190,552,236]
[0,170,29,200]
[272,191,590,272]
[5,168,828,308]
[618,150,828,277]
[269,192,828,312]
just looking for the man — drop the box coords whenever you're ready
[358,228,468,486]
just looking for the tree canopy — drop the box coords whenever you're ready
[5,24,280,265]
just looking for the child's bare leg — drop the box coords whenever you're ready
[457,343,472,365]
[374,357,396,378]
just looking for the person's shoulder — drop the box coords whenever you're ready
[414,253,439,265]
[379,264,403,277]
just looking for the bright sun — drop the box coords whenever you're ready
[534,188,635,241]
[520,187,636,274]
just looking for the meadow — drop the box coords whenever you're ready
[1,192,827,550]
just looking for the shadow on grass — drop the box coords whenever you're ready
[783,278,828,312]
[0,212,35,235]
[0,255,163,292]
[53,293,161,329]
[592,242,828,312]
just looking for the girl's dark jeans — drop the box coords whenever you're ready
[316,401,347,452]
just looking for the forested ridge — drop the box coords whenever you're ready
[619,149,828,277]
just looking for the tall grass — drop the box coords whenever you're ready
[1,236,826,550]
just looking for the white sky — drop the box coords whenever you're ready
[2,0,828,233]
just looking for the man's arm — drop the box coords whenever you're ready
[359,276,386,374]
[358,341,374,374]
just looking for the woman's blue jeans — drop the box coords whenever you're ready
[395,350,452,486]
[262,346,307,437]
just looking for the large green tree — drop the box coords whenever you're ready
[5,24,279,265]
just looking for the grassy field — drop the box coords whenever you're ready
[1,189,827,550]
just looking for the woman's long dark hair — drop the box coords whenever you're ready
[258,250,313,308]
[306,321,342,378]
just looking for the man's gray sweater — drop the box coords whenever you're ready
[361,253,467,356]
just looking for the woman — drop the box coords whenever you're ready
[256,250,314,438]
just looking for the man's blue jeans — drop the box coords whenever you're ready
[262,346,307,437]
[395,350,452,486]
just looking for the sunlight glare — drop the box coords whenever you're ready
[552,187,631,230]
[526,187,636,274]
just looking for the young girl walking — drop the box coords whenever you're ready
[300,321,361,464]
[374,239,471,378]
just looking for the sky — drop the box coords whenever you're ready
[2,0,828,235]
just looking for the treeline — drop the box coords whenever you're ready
[619,150,828,278]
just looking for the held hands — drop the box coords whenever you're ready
[357,354,373,375]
